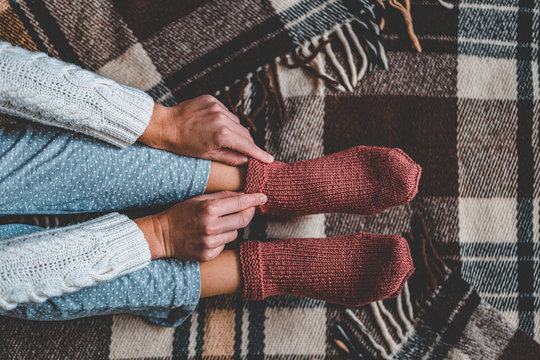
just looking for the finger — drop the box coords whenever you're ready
[214,207,256,233]
[204,230,238,248]
[229,121,253,140]
[199,97,241,124]
[198,190,243,201]
[209,97,230,113]
[220,107,241,124]
[220,131,274,163]
[205,193,266,217]
[211,148,249,166]
[227,112,241,124]
[201,106,242,126]
[201,244,225,262]
[210,100,241,124]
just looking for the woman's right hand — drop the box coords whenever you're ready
[135,191,266,261]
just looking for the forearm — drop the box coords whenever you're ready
[137,102,170,150]
[0,41,154,147]
[199,250,241,297]
[0,213,151,310]
[134,215,166,260]
[1,258,201,328]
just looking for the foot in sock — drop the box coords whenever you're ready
[244,145,421,217]
[239,233,414,306]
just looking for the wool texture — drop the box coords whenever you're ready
[244,145,421,216]
[0,42,154,147]
[2,0,539,358]
[239,233,414,306]
[0,213,151,311]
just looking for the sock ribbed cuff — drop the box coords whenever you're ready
[239,240,265,300]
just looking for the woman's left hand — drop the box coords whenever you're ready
[138,95,273,165]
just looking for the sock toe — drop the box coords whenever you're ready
[387,148,422,205]
[339,234,414,307]
[376,235,415,299]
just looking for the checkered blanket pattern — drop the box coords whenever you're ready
[1,0,540,358]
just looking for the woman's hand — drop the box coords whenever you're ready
[134,191,266,261]
[138,95,273,165]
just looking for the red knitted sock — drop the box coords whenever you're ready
[239,233,414,306]
[245,146,421,216]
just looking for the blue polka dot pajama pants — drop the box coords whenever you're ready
[0,124,211,327]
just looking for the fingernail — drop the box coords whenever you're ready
[268,154,274,162]
[260,195,267,204]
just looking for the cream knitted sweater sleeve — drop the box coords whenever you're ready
[0,41,155,147]
[0,213,151,310]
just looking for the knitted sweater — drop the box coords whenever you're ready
[0,42,155,310]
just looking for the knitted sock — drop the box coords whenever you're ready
[239,233,414,306]
[245,146,421,216]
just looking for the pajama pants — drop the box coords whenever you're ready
[0,123,211,327]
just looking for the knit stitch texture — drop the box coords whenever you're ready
[239,233,414,306]
[0,213,151,311]
[0,42,154,147]
[245,145,422,216]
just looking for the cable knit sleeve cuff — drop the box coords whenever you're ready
[0,213,151,310]
[91,213,152,277]
[0,41,155,148]
[91,82,155,147]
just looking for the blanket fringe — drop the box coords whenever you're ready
[278,13,390,91]
[387,0,422,52]
[404,214,451,310]
[340,214,451,358]
[344,283,416,359]
[212,0,452,131]
[213,0,387,131]
[216,62,285,132]
[279,17,389,93]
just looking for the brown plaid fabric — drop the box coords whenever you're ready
[1,0,540,358]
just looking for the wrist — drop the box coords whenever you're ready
[138,103,169,149]
[134,215,167,259]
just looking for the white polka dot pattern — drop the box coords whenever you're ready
[0,125,211,214]
[0,124,210,322]
[1,252,201,327]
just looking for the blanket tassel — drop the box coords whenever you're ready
[214,10,387,130]
[341,215,451,358]
[213,0,455,130]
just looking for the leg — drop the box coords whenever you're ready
[207,146,423,215]
[171,229,416,306]
[205,161,246,193]
[0,125,421,217]
[0,224,42,238]
[0,125,247,326]
[0,124,211,215]
[239,234,414,306]
[199,250,241,297]
[0,222,238,327]
[1,232,414,324]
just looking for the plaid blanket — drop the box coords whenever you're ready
[1,0,540,358]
